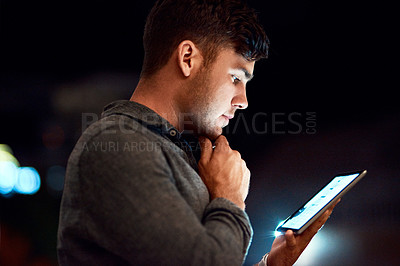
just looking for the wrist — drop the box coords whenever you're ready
[255,253,269,266]
[236,201,246,210]
[212,196,245,210]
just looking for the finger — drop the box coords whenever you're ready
[317,198,341,224]
[285,230,296,248]
[318,198,341,226]
[199,136,213,162]
[213,135,230,152]
[302,202,338,240]
[321,201,338,221]
[329,198,341,210]
[242,160,251,179]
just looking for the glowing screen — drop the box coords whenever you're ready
[280,173,359,230]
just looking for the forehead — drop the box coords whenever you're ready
[212,48,255,76]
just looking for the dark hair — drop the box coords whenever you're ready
[141,0,269,78]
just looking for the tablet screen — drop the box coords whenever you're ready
[279,173,359,230]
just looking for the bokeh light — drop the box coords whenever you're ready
[0,144,41,196]
[42,125,65,150]
[293,228,356,266]
[0,161,18,194]
[46,165,65,198]
[0,148,20,166]
[14,167,41,194]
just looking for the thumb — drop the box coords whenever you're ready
[199,136,213,162]
[285,230,296,248]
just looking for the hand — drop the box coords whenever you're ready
[266,199,341,266]
[198,135,250,210]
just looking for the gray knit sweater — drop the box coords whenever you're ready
[57,100,252,265]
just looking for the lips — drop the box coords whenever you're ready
[222,114,234,120]
[220,115,233,127]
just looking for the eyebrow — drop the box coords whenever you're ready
[238,68,254,81]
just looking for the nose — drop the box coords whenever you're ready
[231,88,248,109]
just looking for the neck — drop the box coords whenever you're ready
[130,76,183,131]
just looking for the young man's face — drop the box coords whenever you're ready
[182,48,255,140]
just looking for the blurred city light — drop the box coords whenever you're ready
[0,144,14,154]
[0,161,18,194]
[295,230,328,265]
[46,165,65,197]
[14,167,41,194]
[294,228,355,266]
[0,147,20,166]
[0,144,41,196]
[42,125,65,150]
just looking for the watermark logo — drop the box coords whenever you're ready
[224,112,317,135]
[81,111,317,135]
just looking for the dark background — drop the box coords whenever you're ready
[1,0,398,265]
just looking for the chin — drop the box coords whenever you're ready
[202,127,223,141]
[192,121,223,140]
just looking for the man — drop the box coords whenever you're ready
[57,0,338,265]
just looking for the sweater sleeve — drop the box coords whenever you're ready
[57,123,252,266]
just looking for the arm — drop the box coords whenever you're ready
[60,130,251,265]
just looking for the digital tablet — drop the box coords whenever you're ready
[275,170,367,235]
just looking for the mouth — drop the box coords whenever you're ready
[222,114,234,120]
[220,114,234,127]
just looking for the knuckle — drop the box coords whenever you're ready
[218,135,227,141]
[215,135,227,144]
[198,158,207,167]
[232,150,241,158]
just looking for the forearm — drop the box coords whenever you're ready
[81,188,252,265]
[203,198,252,255]
[59,133,252,265]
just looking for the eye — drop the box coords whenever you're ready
[232,75,241,85]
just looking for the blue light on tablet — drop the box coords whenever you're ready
[274,220,285,237]
[279,173,359,230]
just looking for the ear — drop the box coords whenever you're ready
[177,40,202,77]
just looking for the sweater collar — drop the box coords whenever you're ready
[102,100,201,166]
[102,100,181,139]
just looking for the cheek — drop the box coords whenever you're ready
[193,77,233,117]
[215,84,235,105]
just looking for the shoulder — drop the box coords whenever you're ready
[69,114,171,168]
